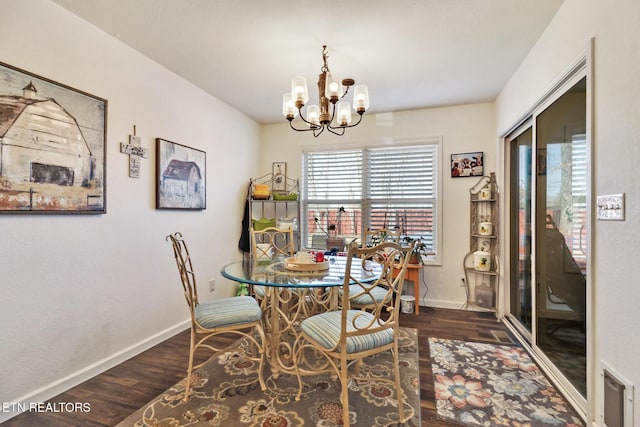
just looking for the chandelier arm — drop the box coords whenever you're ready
[289,119,319,133]
[340,85,351,100]
[326,125,346,136]
[326,110,364,131]
[325,101,337,126]
[296,108,323,129]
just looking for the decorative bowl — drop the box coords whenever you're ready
[272,192,298,201]
[252,218,276,230]
[284,257,329,271]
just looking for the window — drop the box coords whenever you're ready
[301,142,439,262]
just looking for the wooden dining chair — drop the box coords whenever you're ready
[249,226,295,299]
[166,232,266,401]
[342,227,402,311]
[250,226,295,260]
[293,240,414,426]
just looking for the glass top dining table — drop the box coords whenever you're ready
[221,255,382,378]
[220,255,381,289]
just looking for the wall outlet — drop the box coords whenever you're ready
[460,275,466,287]
[209,279,215,293]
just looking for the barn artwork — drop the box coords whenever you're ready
[156,138,206,210]
[0,62,107,213]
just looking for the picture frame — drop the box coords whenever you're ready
[0,62,107,213]
[156,138,206,210]
[596,194,625,221]
[451,152,483,178]
[272,161,287,192]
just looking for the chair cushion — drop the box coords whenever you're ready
[340,284,390,306]
[195,296,262,329]
[254,285,266,298]
[300,310,394,353]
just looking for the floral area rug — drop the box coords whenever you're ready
[428,337,584,426]
[117,327,420,427]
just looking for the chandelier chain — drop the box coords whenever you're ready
[321,45,329,73]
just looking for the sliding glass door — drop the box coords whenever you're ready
[507,75,588,403]
[509,127,533,334]
[535,78,587,397]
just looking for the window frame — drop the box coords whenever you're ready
[300,136,442,266]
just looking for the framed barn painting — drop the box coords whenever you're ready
[156,138,206,210]
[0,62,107,213]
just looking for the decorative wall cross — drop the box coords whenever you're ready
[119,125,148,178]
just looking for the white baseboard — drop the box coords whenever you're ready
[419,297,465,310]
[1,319,190,424]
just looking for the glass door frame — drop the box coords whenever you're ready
[505,121,534,344]
[499,48,593,420]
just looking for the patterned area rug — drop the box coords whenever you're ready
[117,328,420,426]
[429,338,584,427]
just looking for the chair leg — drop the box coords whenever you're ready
[340,357,350,427]
[184,326,196,402]
[392,346,407,423]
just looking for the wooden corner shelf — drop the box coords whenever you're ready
[463,172,499,315]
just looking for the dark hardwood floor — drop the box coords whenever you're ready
[3,307,514,426]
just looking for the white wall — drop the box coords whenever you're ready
[496,0,640,424]
[9,1,638,425]
[261,102,496,309]
[0,1,260,419]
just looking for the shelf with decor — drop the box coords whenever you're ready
[463,172,499,314]
[248,174,300,255]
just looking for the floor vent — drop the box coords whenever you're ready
[490,330,515,344]
[602,362,634,427]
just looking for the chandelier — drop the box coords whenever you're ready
[282,45,369,137]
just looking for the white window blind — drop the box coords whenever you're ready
[301,144,438,259]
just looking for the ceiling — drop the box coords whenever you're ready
[52,0,564,125]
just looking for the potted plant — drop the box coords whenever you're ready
[402,236,431,265]
[315,207,346,251]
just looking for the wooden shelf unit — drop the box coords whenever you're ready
[463,172,499,314]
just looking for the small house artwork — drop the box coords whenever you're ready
[161,160,202,202]
[156,138,206,210]
[0,62,106,213]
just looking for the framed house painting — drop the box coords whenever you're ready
[0,62,107,213]
[451,152,484,178]
[156,138,206,210]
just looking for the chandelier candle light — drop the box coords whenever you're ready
[283,45,369,137]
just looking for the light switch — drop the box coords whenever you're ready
[597,193,625,221]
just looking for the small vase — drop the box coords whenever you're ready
[409,253,421,265]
